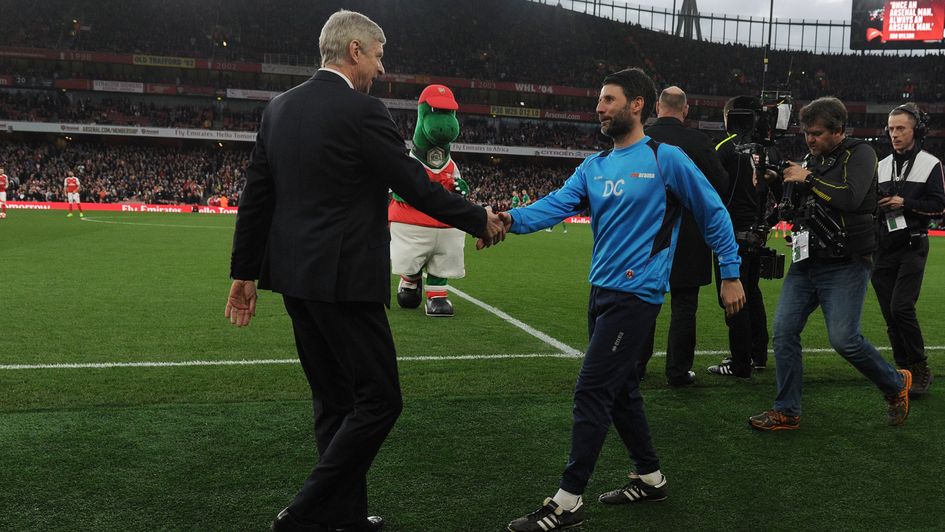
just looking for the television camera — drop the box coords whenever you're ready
[727,91,848,262]
[724,91,794,279]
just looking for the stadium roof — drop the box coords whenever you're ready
[618,0,849,21]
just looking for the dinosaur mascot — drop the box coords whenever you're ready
[388,84,469,317]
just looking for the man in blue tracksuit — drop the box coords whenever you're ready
[503,68,745,532]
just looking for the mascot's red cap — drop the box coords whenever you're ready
[418,84,459,110]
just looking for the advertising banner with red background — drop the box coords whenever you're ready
[7,201,237,214]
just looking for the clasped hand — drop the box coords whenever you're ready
[476,207,512,250]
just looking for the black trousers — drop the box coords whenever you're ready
[714,246,769,376]
[560,287,662,494]
[871,236,930,367]
[282,296,403,528]
[639,286,700,383]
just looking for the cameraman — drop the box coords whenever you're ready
[749,97,911,431]
[872,103,945,397]
[707,96,770,379]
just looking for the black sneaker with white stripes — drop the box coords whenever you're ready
[507,497,585,531]
[720,357,766,370]
[707,361,750,378]
[598,475,667,505]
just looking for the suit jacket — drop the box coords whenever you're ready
[645,116,729,288]
[230,70,487,304]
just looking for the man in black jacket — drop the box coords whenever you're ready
[639,86,729,386]
[749,97,911,431]
[225,10,505,531]
[872,103,945,396]
[707,96,771,379]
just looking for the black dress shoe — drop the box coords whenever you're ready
[272,509,384,532]
[667,370,696,387]
[345,516,384,532]
[272,508,329,531]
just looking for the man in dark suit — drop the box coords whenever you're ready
[639,86,729,386]
[225,10,505,532]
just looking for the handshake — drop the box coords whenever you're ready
[476,207,513,250]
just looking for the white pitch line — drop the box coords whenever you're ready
[5,345,938,371]
[401,353,580,361]
[80,216,231,229]
[0,358,297,370]
[0,353,574,371]
[449,286,583,356]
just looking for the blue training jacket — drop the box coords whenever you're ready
[509,136,741,304]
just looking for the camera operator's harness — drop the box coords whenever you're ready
[781,140,879,261]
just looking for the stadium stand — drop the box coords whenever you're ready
[0,91,263,130]
[0,0,942,208]
[0,141,245,205]
[1,0,943,101]
[0,138,574,210]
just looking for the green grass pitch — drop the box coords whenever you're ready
[1,210,943,531]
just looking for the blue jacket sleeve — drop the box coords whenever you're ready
[660,144,741,279]
[508,165,588,234]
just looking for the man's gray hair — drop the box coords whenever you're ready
[319,10,386,67]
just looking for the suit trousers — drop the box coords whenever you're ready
[871,236,930,367]
[664,286,700,380]
[638,286,700,383]
[282,296,403,527]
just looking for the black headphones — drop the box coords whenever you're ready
[885,103,929,139]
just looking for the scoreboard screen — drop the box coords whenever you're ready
[851,0,945,49]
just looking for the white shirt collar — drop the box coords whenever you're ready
[318,67,354,89]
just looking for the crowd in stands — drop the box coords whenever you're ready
[494,121,604,150]
[1,0,943,104]
[2,84,927,147]
[390,111,605,150]
[0,139,577,210]
[4,136,943,218]
[463,161,573,211]
[0,141,246,205]
[1,0,943,212]
[0,91,263,130]
[12,87,934,161]
[0,89,602,148]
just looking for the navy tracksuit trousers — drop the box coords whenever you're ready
[560,286,663,494]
